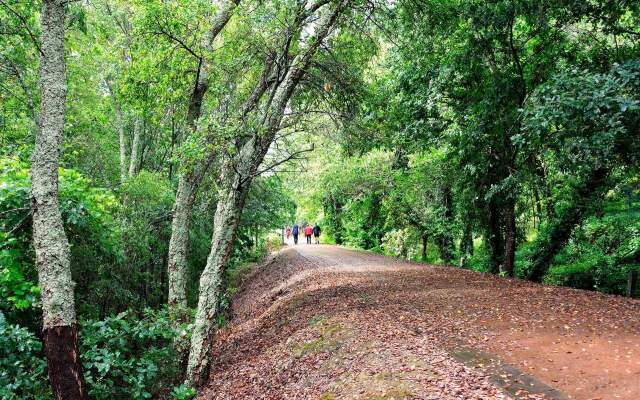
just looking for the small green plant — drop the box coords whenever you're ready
[171,384,196,400]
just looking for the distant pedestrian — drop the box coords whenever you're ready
[286,226,292,240]
[304,224,313,244]
[313,224,321,244]
[292,224,299,245]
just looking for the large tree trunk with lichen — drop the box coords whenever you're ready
[167,177,197,308]
[186,167,250,385]
[31,2,87,399]
[166,71,210,311]
[167,162,215,309]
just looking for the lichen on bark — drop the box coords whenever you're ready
[32,1,87,398]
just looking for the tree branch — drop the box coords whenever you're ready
[0,0,43,56]
[253,143,315,177]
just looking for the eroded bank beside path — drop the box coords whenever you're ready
[199,245,640,400]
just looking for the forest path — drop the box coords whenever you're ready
[199,245,640,400]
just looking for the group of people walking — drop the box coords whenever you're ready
[286,223,321,245]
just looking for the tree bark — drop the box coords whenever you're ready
[534,157,555,220]
[486,200,504,274]
[501,197,516,277]
[627,271,638,298]
[533,187,541,230]
[167,175,198,308]
[166,0,242,313]
[186,174,249,386]
[436,186,455,263]
[459,221,473,267]
[421,234,428,262]
[106,80,127,184]
[325,193,344,244]
[128,117,141,177]
[117,105,128,183]
[32,1,87,399]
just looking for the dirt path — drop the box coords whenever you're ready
[199,245,640,400]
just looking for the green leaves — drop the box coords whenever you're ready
[0,312,50,400]
[0,251,39,311]
[80,308,187,400]
[1,306,191,399]
[171,384,196,400]
[523,61,640,172]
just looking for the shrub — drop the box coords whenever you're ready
[0,157,120,326]
[467,244,494,273]
[381,228,417,260]
[80,308,188,400]
[544,260,597,290]
[0,308,194,399]
[0,312,51,400]
[534,213,640,295]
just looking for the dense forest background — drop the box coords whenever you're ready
[1,0,638,399]
[292,0,640,291]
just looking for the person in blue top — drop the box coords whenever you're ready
[292,223,299,245]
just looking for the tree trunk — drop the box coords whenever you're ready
[165,0,242,313]
[165,60,209,314]
[32,2,87,399]
[459,222,473,267]
[421,235,427,262]
[128,118,141,177]
[534,158,555,220]
[486,201,504,274]
[501,198,516,277]
[166,120,218,312]
[627,271,638,298]
[527,168,609,282]
[168,118,177,181]
[118,107,128,183]
[533,187,541,230]
[167,175,199,309]
[186,182,248,386]
[325,194,344,244]
[106,81,127,184]
[436,186,455,263]
[254,228,259,251]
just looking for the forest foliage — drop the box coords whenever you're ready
[292,0,639,294]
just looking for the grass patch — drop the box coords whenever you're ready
[291,322,343,358]
[309,315,328,326]
[366,388,415,399]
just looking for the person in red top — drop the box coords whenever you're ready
[304,224,314,244]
